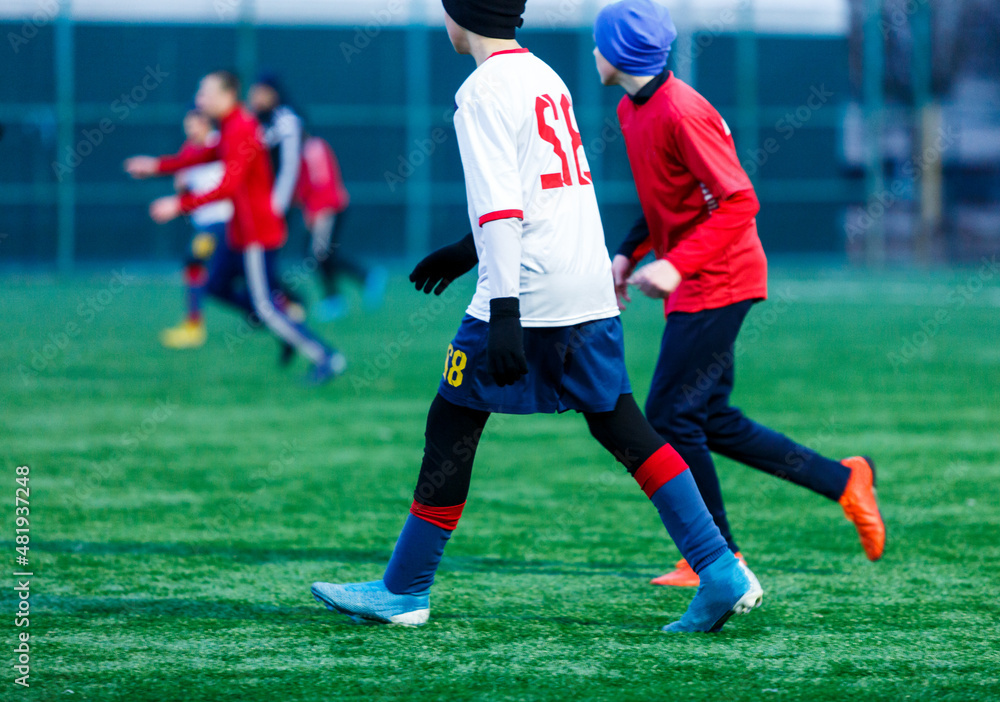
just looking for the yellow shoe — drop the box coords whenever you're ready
[285,301,306,324]
[159,320,206,349]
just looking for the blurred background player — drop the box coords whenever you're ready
[159,107,233,350]
[311,0,763,634]
[295,132,387,321]
[249,73,302,225]
[125,70,346,384]
[251,74,386,321]
[593,0,886,587]
[248,73,308,358]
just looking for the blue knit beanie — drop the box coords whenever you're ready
[594,0,677,76]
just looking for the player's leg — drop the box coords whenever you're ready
[310,211,348,321]
[160,224,218,349]
[585,393,727,573]
[311,211,339,298]
[643,306,744,564]
[312,394,489,624]
[185,230,214,323]
[557,317,760,632]
[702,306,884,560]
[243,243,346,382]
[583,393,762,633]
[203,235,264,329]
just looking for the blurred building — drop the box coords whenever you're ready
[844,0,1000,263]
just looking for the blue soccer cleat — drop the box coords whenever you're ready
[305,351,347,386]
[315,295,348,322]
[362,266,389,311]
[311,580,430,626]
[662,553,763,633]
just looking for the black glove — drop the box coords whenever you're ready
[487,297,528,387]
[409,233,478,295]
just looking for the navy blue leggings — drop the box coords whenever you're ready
[205,240,333,365]
[644,299,850,553]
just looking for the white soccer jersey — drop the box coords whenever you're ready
[454,49,619,327]
[179,133,233,229]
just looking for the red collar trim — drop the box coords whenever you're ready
[487,48,530,60]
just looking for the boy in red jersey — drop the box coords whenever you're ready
[125,71,345,383]
[293,134,386,320]
[593,0,885,586]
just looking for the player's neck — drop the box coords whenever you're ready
[218,102,240,122]
[468,36,521,67]
[617,73,656,97]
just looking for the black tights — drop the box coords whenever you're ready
[413,393,666,508]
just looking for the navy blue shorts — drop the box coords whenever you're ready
[437,315,631,415]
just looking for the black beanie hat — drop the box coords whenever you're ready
[442,0,527,40]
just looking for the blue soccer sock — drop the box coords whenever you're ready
[382,502,464,595]
[635,445,730,574]
[184,262,207,323]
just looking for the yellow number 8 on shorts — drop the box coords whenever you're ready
[443,343,467,387]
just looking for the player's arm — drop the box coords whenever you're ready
[270,111,303,215]
[630,116,759,298]
[661,115,758,278]
[177,123,256,212]
[409,232,478,295]
[126,141,219,179]
[454,89,527,387]
[612,214,652,309]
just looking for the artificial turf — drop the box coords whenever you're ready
[1,266,998,701]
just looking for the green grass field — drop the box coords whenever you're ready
[2,266,999,701]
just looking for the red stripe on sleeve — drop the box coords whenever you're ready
[632,445,689,498]
[410,500,466,531]
[479,209,524,227]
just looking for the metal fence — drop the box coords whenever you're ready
[1,1,939,269]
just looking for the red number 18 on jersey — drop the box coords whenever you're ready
[535,93,592,190]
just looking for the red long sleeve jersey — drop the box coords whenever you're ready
[618,72,767,316]
[295,136,350,225]
[156,106,286,251]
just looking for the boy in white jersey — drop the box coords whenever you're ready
[312,0,763,633]
[160,108,233,349]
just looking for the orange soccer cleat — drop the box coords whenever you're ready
[839,456,886,561]
[651,552,747,588]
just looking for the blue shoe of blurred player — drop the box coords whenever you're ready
[305,351,347,386]
[363,266,389,311]
[314,295,348,322]
[311,580,430,626]
[662,553,763,633]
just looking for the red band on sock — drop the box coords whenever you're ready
[410,500,466,531]
[633,445,689,498]
[184,263,204,283]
